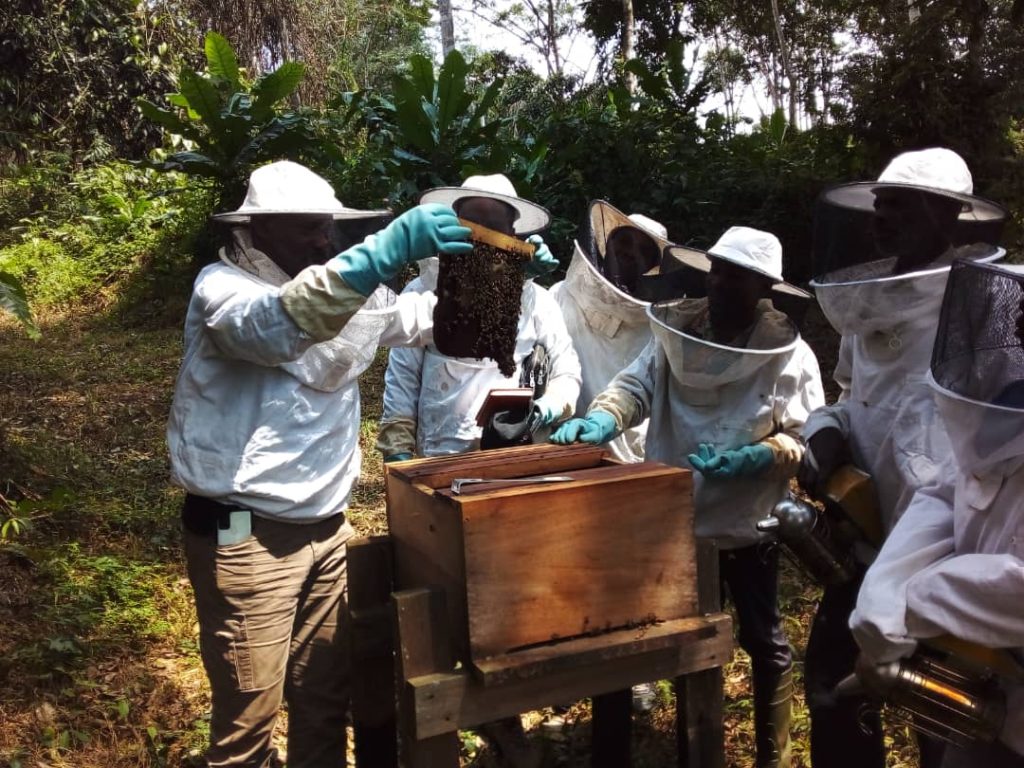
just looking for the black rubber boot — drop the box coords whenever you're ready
[753,663,793,768]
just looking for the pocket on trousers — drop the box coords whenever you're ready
[214,616,255,691]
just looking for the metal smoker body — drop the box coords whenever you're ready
[756,465,883,586]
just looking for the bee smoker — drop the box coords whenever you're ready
[834,638,1020,746]
[756,465,884,586]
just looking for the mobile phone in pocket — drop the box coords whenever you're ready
[217,509,252,546]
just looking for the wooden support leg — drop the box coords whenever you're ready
[349,536,398,768]
[394,587,461,768]
[676,668,725,768]
[677,539,726,768]
[592,688,632,768]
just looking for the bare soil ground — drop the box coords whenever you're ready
[0,304,920,767]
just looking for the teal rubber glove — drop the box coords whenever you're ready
[385,452,413,463]
[687,442,775,479]
[525,234,558,279]
[550,410,618,445]
[335,203,473,296]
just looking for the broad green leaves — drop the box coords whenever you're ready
[204,32,240,90]
[0,271,39,339]
[138,32,317,209]
[364,49,521,206]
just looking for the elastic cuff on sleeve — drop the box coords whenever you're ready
[280,264,369,342]
[377,418,417,458]
[762,433,804,478]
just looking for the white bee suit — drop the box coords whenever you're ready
[803,247,1004,536]
[595,298,824,549]
[378,258,581,457]
[851,378,1024,755]
[550,241,653,463]
[168,248,435,522]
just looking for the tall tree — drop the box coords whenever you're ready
[460,0,582,76]
[622,0,637,92]
[166,0,430,101]
[439,0,456,54]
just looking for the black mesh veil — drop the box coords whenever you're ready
[812,183,1007,280]
[576,200,695,302]
[331,213,393,254]
[932,259,1024,406]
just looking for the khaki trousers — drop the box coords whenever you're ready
[184,510,354,767]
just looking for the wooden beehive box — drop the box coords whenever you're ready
[385,444,697,665]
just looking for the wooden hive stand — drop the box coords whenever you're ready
[349,444,733,767]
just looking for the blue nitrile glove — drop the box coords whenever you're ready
[384,452,413,463]
[550,410,618,445]
[525,234,558,279]
[335,203,473,296]
[687,442,775,479]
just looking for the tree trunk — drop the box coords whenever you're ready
[547,0,562,75]
[439,0,455,56]
[768,0,798,126]
[622,0,636,93]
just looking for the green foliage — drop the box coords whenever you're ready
[0,271,38,338]
[340,49,528,208]
[0,0,187,160]
[140,32,329,210]
[0,161,208,311]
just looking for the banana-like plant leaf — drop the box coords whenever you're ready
[436,49,469,135]
[205,32,241,90]
[470,78,503,127]
[393,147,430,165]
[408,55,435,101]
[768,108,787,146]
[153,151,224,178]
[167,93,200,120]
[0,271,39,339]
[251,62,306,121]
[392,76,436,152]
[136,99,199,140]
[229,115,306,170]
[178,69,224,128]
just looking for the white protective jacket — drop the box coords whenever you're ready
[550,241,652,463]
[168,256,435,522]
[803,248,1004,536]
[595,298,824,549]
[377,258,581,457]
[851,378,1024,755]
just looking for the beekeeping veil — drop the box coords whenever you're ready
[570,200,699,308]
[214,160,399,391]
[648,227,803,394]
[811,148,1007,338]
[930,260,1024,476]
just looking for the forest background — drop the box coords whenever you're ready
[1,0,1023,765]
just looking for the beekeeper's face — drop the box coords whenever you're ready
[453,197,518,235]
[871,188,960,273]
[604,227,660,294]
[250,213,335,278]
[707,257,770,336]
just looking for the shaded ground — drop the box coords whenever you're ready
[0,304,920,767]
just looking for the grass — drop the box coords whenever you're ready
[0,301,922,767]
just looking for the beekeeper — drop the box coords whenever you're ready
[851,258,1024,768]
[548,200,689,464]
[376,174,581,460]
[796,148,1008,768]
[167,160,474,768]
[552,226,824,768]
